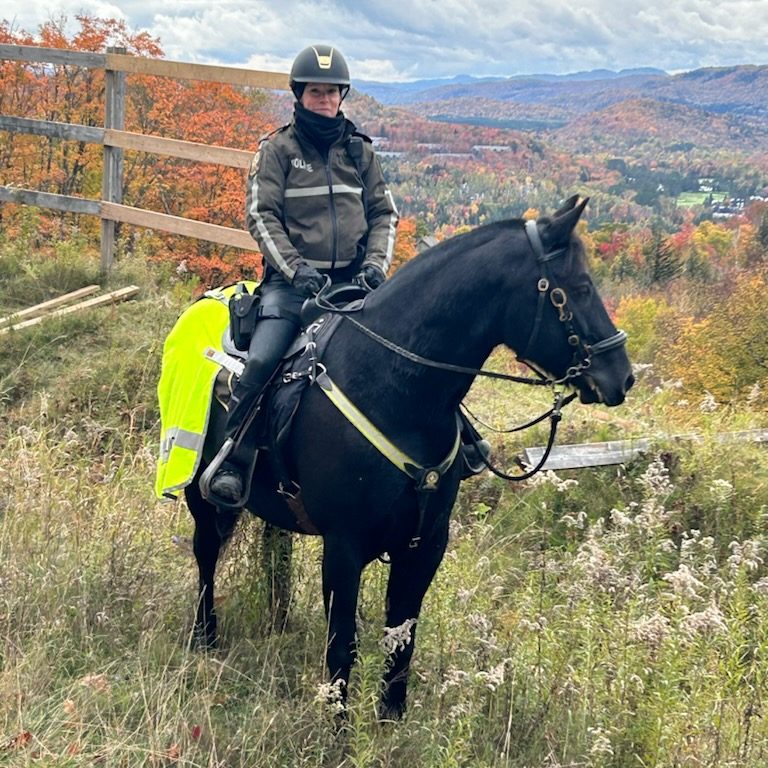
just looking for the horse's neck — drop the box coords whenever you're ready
[337,278,504,424]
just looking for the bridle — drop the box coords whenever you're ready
[520,219,627,386]
[309,219,628,480]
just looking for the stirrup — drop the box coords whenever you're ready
[199,439,248,509]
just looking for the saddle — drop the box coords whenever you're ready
[201,286,366,516]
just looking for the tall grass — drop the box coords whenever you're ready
[2,246,768,766]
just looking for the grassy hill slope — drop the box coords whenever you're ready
[3,242,768,765]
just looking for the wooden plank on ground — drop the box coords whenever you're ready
[523,429,768,471]
[0,285,100,328]
[524,438,652,471]
[0,286,140,335]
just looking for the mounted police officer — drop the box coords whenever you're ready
[205,44,399,506]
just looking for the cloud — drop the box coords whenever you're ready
[3,0,767,81]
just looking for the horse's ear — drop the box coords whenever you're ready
[552,194,580,218]
[543,196,589,246]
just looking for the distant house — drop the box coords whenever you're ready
[472,145,512,153]
[418,236,438,253]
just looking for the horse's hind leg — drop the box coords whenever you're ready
[262,523,292,631]
[185,477,239,648]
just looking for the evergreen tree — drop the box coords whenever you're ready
[644,229,681,286]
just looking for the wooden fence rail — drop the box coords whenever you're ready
[0,43,290,273]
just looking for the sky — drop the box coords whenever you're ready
[3,0,768,82]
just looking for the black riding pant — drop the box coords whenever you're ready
[224,276,304,443]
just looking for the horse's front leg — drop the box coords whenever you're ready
[185,478,240,648]
[380,525,449,720]
[321,534,363,709]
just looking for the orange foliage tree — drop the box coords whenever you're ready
[659,271,768,403]
[0,15,274,283]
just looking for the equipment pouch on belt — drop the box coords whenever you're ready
[229,282,261,351]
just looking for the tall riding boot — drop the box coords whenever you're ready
[203,315,300,506]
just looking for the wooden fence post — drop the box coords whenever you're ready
[100,46,126,275]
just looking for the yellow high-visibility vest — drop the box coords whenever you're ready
[155,282,258,499]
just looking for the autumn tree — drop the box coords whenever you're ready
[0,15,278,277]
[659,270,768,403]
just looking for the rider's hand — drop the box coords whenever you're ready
[353,264,386,291]
[292,263,325,297]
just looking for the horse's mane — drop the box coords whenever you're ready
[386,218,526,288]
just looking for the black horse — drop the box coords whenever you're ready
[183,196,634,719]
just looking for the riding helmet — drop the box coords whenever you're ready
[290,44,350,100]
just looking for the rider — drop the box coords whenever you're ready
[206,43,400,505]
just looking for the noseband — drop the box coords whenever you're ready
[521,219,627,385]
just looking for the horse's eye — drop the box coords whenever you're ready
[574,283,592,300]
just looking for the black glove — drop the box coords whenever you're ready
[354,264,386,291]
[292,263,325,297]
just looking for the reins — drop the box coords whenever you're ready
[306,219,627,483]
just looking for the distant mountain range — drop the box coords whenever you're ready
[356,68,668,104]
[355,65,768,124]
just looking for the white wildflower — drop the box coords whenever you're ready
[476,661,507,691]
[381,618,416,655]
[638,457,673,498]
[751,577,768,596]
[680,530,718,574]
[588,726,614,758]
[518,616,547,632]
[315,679,346,715]
[468,612,492,635]
[663,563,705,601]
[630,612,670,650]
[710,479,734,506]
[526,470,578,491]
[562,510,587,529]
[447,701,471,723]
[440,667,470,694]
[728,539,764,575]
[681,603,728,637]
[456,587,476,605]
[176,259,188,275]
[609,507,633,529]
[700,391,718,412]
[574,538,622,593]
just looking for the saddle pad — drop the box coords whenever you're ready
[155,283,256,500]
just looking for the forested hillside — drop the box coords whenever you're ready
[2,16,768,409]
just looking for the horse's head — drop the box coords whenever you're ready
[513,196,634,406]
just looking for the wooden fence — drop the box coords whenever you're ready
[0,44,291,273]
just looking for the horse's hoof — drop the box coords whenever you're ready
[191,625,218,651]
[377,701,406,722]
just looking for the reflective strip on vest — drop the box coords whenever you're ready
[160,427,206,462]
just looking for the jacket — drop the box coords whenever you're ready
[245,118,399,283]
